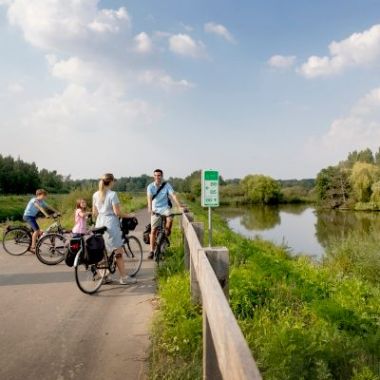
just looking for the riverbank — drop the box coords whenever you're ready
[150,203,380,380]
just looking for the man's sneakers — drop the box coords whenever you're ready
[148,251,154,260]
[119,275,137,285]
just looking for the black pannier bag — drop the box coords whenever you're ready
[84,234,105,264]
[120,217,138,235]
[143,224,151,245]
[65,237,82,267]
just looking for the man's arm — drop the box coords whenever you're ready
[147,193,153,214]
[34,202,50,218]
[170,192,182,210]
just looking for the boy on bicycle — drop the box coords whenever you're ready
[147,169,182,259]
[23,189,58,253]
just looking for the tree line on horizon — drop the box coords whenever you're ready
[0,153,314,201]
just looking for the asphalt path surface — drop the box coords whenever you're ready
[0,209,155,380]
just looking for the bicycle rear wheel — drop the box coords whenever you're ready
[75,251,107,294]
[36,233,66,265]
[123,235,143,277]
[2,228,31,256]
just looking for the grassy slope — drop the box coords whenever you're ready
[150,203,380,380]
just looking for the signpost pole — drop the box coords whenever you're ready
[201,169,219,248]
[208,207,212,247]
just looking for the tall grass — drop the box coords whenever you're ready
[149,203,380,380]
[0,190,147,235]
[149,220,202,380]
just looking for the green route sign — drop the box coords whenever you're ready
[201,169,219,207]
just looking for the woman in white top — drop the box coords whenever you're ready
[92,173,136,285]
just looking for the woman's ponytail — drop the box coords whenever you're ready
[98,173,115,202]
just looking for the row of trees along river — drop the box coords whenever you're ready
[2,148,380,258]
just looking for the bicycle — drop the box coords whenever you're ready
[152,212,182,265]
[73,223,143,294]
[2,214,70,265]
[120,221,143,277]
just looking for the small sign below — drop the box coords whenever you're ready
[201,169,219,207]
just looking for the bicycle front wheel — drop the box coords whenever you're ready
[123,235,143,277]
[2,228,31,256]
[36,233,66,265]
[75,251,107,294]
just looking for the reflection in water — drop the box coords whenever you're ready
[219,205,380,259]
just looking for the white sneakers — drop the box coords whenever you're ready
[119,276,137,285]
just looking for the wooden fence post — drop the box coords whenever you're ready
[204,247,229,300]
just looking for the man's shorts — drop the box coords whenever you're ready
[23,215,40,231]
[151,209,173,229]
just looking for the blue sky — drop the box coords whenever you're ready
[0,0,379,180]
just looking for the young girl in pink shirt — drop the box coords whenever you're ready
[72,199,91,236]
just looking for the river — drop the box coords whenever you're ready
[219,204,380,259]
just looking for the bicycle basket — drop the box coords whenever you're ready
[84,234,105,264]
[120,217,138,235]
[143,223,151,245]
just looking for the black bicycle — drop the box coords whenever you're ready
[2,214,69,265]
[120,217,143,277]
[73,224,143,294]
[153,212,182,265]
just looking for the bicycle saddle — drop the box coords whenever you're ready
[91,226,107,235]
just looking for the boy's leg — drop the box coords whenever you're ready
[31,230,41,250]
[24,216,41,251]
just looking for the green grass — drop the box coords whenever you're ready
[0,191,147,236]
[149,220,202,380]
[149,203,380,380]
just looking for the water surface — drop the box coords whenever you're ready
[219,205,380,259]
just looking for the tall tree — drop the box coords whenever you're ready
[350,162,380,202]
[241,174,282,204]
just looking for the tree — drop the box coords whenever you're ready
[240,174,282,204]
[370,181,380,203]
[316,166,350,208]
[350,162,380,202]
[375,148,380,167]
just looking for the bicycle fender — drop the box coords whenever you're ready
[73,249,83,267]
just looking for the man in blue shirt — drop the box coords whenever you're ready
[147,169,182,259]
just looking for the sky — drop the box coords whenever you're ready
[0,0,379,180]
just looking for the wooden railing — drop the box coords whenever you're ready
[181,212,262,380]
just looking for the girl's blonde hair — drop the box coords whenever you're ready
[98,173,115,202]
[76,198,86,210]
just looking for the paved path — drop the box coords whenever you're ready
[0,209,154,380]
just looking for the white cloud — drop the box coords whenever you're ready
[169,33,206,58]
[305,87,380,165]
[4,0,131,52]
[7,82,24,94]
[0,83,161,177]
[204,22,235,43]
[27,84,158,133]
[133,32,153,54]
[138,70,195,91]
[179,22,194,33]
[268,55,296,69]
[88,7,130,34]
[299,24,380,78]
